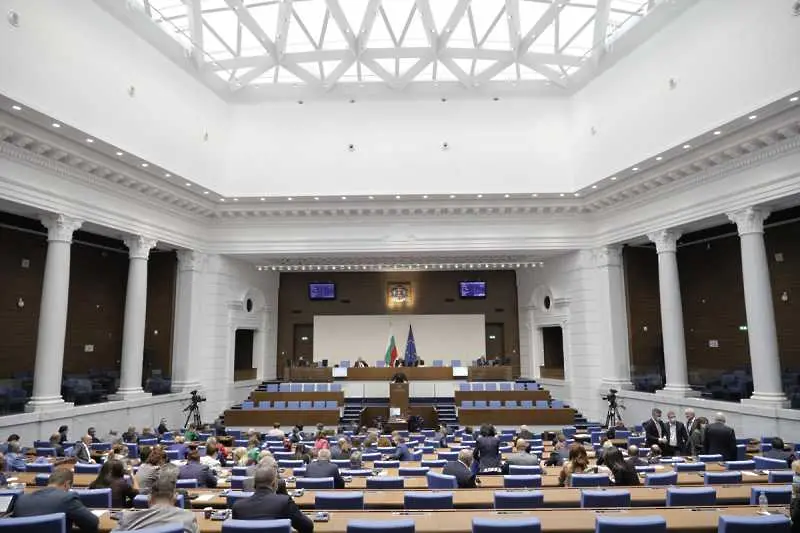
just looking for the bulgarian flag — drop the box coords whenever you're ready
[384,334,398,367]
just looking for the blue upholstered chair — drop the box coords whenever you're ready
[404,491,453,510]
[399,467,429,477]
[421,460,446,468]
[225,491,255,508]
[346,520,415,533]
[366,476,405,489]
[426,471,457,489]
[374,460,400,468]
[503,475,541,488]
[26,463,54,473]
[725,460,755,471]
[717,515,790,533]
[296,477,334,489]
[0,513,66,533]
[493,491,544,509]
[571,473,610,487]
[221,519,292,533]
[675,462,706,472]
[769,470,794,483]
[74,463,102,474]
[580,489,631,508]
[697,454,723,462]
[754,456,790,470]
[278,460,304,468]
[750,486,792,505]
[705,471,742,485]
[508,465,542,475]
[595,515,666,533]
[644,472,678,486]
[315,491,365,510]
[73,488,112,508]
[666,486,716,506]
[472,517,541,533]
[133,494,186,509]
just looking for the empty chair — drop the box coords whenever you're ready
[366,476,405,489]
[266,383,279,392]
[289,383,302,392]
[504,401,518,408]
[312,401,326,409]
[571,473,610,487]
[421,460,446,468]
[508,465,542,475]
[375,460,400,468]
[26,462,54,473]
[666,486,716,506]
[232,466,249,476]
[460,400,474,409]
[705,471,742,485]
[35,447,57,457]
[296,477,334,489]
[404,491,453,510]
[725,460,755,471]
[614,430,630,440]
[300,401,313,409]
[520,400,533,408]
[450,360,461,367]
[325,400,338,409]
[769,470,794,483]
[474,400,488,408]
[493,491,544,510]
[471,383,484,391]
[342,469,372,477]
[484,383,497,391]
[230,476,253,490]
[438,451,458,461]
[124,443,139,457]
[315,383,329,392]
[432,360,444,367]
[459,383,470,391]
[750,486,792,505]
[595,515,666,533]
[74,488,112,508]
[426,471,457,489]
[257,401,270,409]
[472,517,541,533]
[241,401,255,409]
[503,475,541,488]
[75,463,102,474]
[274,401,286,409]
[0,513,67,533]
[302,383,315,392]
[535,400,549,408]
[551,400,564,408]
[315,491,365,510]
[754,456,790,470]
[697,454,723,462]
[279,459,304,468]
[91,442,111,452]
[513,383,525,391]
[644,472,678,486]
[176,479,198,489]
[498,383,512,391]
[138,437,158,446]
[489,400,502,408]
[346,519,415,533]
[221,519,292,533]
[717,515,790,533]
[399,467,429,476]
[330,383,342,391]
[292,468,306,477]
[286,401,300,409]
[675,462,706,472]
[581,489,631,508]
[361,452,380,461]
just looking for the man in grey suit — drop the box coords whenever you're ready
[13,469,98,533]
[502,439,539,474]
[305,449,345,489]
[74,435,95,464]
[114,465,198,533]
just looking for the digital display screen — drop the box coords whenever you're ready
[459,281,487,298]
[308,282,336,300]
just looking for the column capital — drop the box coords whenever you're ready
[727,207,771,236]
[177,250,205,272]
[647,229,681,254]
[592,245,623,268]
[124,235,157,260]
[40,214,82,243]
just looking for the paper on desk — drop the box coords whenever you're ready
[741,470,760,477]
[91,510,107,518]
[195,494,216,502]
[654,465,666,470]
[6,477,18,482]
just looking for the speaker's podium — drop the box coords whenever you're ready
[386,382,410,433]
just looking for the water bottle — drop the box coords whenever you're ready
[758,491,769,513]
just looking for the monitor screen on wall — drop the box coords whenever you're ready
[309,282,336,300]
[459,281,487,298]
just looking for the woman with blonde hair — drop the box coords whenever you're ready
[233,447,249,467]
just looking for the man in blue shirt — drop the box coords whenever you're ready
[5,441,26,472]
[390,437,414,461]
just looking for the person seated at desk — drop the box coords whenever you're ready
[354,357,369,368]
[4,441,26,471]
[74,435,95,464]
[764,437,795,467]
[0,455,7,486]
[517,425,535,441]
[393,359,406,368]
[603,447,640,486]
[502,439,539,473]
[178,448,217,488]
[89,458,139,508]
[15,469,100,533]
[232,464,313,533]
[114,465,198,533]
[443,449,479,488]
[389,437,414,461]
[475,355,489,367]
[330,438,353,461]
[647,444,663,464]
[625,445,648,468]
[306,449,345,489]
[558,443,591,487]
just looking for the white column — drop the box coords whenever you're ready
[594,246,633,390]
[171,250,204,393]
[727,207,789,407]
[26,214,82,411]
[113,235,157,399]
[647,229,696,396]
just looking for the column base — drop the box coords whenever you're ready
[171,381,201,394]
[109,388,151,401]
[742,392,790,409]
[25,396,74,412]
[656,384,701,398]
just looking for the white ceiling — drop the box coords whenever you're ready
[128,0,661,94]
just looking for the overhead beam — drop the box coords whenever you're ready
[505,0,521,51]
[184,0,204,68]
[358,0,383,54]
[474,59,513,83]
[592,0,611,63]
[518,54,567,87]
[323,56,356,88]
[395,55,434,89]
[359,57,397,86]
[224,0,278,58]
[275,0,293,55]
[518,0,563,55]
[324,0,358,49]
[415,0,438,48]
[438,0,469,48]
[438,56,472,87]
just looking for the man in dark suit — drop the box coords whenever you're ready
[664,411,689,457]
[390,437,414,461]
[625,445,649,467]
[305,449,345,489]
[13,469,99,532]
[353,357,369,368]
[703,412,737,461]
[684,408,699,435]
[178,449,217,488]
[763,437,795,467]
[642,408,668,449]
[232,465,313,533]
[74,435,95,464]
[442,449,478,488]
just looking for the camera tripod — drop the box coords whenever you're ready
[184,400,202,429]
[604,401,623,429]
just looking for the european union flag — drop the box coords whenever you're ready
[404,325,418,366]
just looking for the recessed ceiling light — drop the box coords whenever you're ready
[632,167,639,171]
[591,185,597,189]
[713,130,722,135]
[395,195,401,199]
[341,196,347,200]
[477,194,483,198]
[52,123,61,128]
[184,182,190,187]
[220,198,226,202]
[287,197,293,201]
[449,194,456,198]
[791,97,799,103]
[423,195,428,199]
[574,193,580,197]
[655,156,663,161]
[141,163,149,167]
[314,196,319,201]
[233,198,239,202]
[610,176,617,181]
[682,144,691,149]
[748,114,757,120]
[531,193,538,197]
[165,173,171,177]
[559,193,565,197]
[261,197,266,201]
[11,105,21,111]
[203,191,209,195]
[116,151,123,156]
[368,196,374,200]
[86,138,94,143]
[504,194,509,198]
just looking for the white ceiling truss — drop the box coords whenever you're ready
[113,0,682,98]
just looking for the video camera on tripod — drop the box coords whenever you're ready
[183,390,206,429]
[602,388,619,407]
[602,388,624,428]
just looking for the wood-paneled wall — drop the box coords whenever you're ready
[277,270,520,377]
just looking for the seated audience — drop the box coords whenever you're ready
[231,464,313,533]
[122,426,138,443]
[179,448,217,488]
[114,465,198,533]
[138,427,157,443]
[558,443,590,487]
[87,427,101,444]
[603,447,640,486]
[349,451,363,470]
[232,447,250,467]
[626,445,648,467]
[49,433,65,457]
[136,446,166,494]
[183,424,199,443]
[764,437,795,467]
[5,441,27,471]
[502,438,539,473]
[305,448,345,489]
[108,443,131,465]
[268,422,285,439]
[14,469,99,533]
[292,443,312,464]
[647,445,663,464]
[596,437,614,466]
[354,357,369,368]
[314,432,330,451]
[517,425,534,440]
[288,425,304,444]
[433,424,449,448]
[200,444,223,473]
[157,419,169,435]
[58,425,69,444]
[442,448,478,488]
[0,434,19,454]
[473,424,502,473]
[390,437,414,461]
[169,436,188,460]
[89,458,139,507]
[206,437,227,467]
[74,435,95,464]
[330,437,352,460]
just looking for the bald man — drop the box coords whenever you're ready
[231,465,313,533]
[442,448,478,488]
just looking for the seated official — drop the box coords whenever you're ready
[4,441,26,471]
[232,464,313,533]
[48,433,65,457]
[517,425,535,441]
[353,357,369,368]
[178,449,217,488]
[764,437,796,467]
[0,455,7,486]
[647,444,663,464]
[625,445,648,468]
[89,459,139,508]
[558,443,590,487]
[443,449,479,488]
[305,449,345,489]
[603,447,640,486]
[74,435,95,464]
[114,465,198,533]
[502,439,539,473]
[14,469,99,533]
[122,426,138,443]
[390,437,414,461]
[157,419,169,436]
[330,438,353,461]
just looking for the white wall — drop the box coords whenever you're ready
[313,314,485,366]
